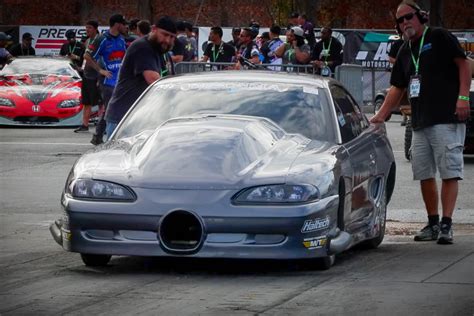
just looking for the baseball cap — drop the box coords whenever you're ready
[291,26,304,37]
[155,16,177,34]
[65,29,76,39]
[109,14,129,26]
[0,32,11,41]
[22,32,34,40]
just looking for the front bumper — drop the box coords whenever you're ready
[51,191,350,260]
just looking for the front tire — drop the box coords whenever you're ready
[315,254,336,270]
[80,254,111,266]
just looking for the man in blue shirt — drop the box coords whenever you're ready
[84,13,128,145]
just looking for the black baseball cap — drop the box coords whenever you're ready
[65,30,76,39]
[109,14,129,26]
[232,27,241,34]
[22,32,34,40]
[155,16,177,34]
[0,32,11,41]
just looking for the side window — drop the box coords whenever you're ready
[330,85,366,143]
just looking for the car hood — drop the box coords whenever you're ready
[0,80,80,102]
[76,116,333,189]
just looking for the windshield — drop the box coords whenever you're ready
[115,81,334,141]
[1,59,78,77]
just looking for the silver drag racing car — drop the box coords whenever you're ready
[50,71,396,269]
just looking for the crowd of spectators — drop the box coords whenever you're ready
[0,11,343,144]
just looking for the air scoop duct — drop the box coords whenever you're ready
[158,210,205,254]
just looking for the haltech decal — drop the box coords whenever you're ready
[303,236,327,250]
[301,217,330,233]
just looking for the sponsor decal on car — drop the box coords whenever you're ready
[303,236,327,250]
[301,216,330,233]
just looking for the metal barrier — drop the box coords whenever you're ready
[335,64,364,107]
[174,61,316,75]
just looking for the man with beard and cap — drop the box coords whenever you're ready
[371,0,471,245]
[9,32,36,56]
[103,16,177,138]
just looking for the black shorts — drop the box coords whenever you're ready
[81,78,101,106]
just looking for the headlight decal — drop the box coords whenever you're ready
[232,184,320,204]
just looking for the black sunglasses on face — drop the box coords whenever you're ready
[396,12,416,24]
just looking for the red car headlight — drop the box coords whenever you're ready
[0,97,15,107]
[57,99,80,108]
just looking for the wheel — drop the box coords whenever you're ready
[360,187,387,249]
[80,254,111,266]
[315,254,336,270]
[404,120,412,161]
[374,98,391,121]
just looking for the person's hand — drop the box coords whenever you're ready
[312,60,323,68]
[99,69,112,78]
[370,112,386,124]
[455,98,470,121]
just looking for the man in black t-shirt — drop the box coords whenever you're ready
[104,16,177,138]
[60,30,85,69]
[310,27,342,76]
[371,0,471,245]
[9,33,36,57]
[201,26,235,64]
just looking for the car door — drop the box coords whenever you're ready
[330,84,378,233]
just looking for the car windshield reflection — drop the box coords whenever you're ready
[115,81,332,141]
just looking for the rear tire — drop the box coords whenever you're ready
[404,120,412,161]
[80,254,111,267]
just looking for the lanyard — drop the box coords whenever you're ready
[160,54,169,77]
[322,38,332,62]
[69,42,77,54]
[409,27,428,75]
[86,34,99,48]
[288,48,294,63]
[212,43,223,62]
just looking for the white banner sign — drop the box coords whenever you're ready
[20,25,109,56]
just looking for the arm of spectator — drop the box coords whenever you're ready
[171,54,183,63]
[83,53,112,78]
[201,55,209,62]
[275,43,287,58]
[293,43,310,64]
[143,70,160,85]
[370,86,405,123]
[454,56,472,121]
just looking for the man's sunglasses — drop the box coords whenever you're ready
[396,12,416,24]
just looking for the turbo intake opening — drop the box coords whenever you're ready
[159,210,204,253]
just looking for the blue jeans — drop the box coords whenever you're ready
[105,121,119,140]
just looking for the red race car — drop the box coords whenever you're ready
[0,57,95,126]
